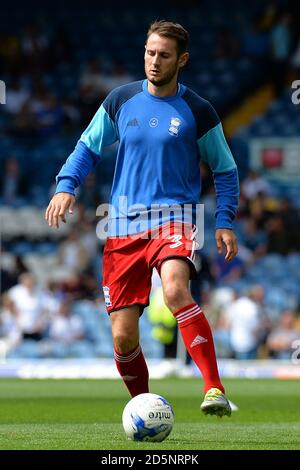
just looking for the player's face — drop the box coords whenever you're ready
[144,33,188,87]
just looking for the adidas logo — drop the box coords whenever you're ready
[127,118,139,127]
[190,335,207,348]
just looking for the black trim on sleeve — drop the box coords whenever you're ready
[102,80,143,123]
[182,88,220,140]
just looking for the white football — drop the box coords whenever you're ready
[122,393,174,442]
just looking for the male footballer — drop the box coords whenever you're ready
[45,20,239,417]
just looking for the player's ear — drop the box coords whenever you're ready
[178,52,189,69]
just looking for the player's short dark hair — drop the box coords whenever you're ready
[147,20,189,56]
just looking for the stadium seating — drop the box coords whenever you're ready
[232,90,300,180]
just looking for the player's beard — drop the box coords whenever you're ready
[146,61,179,87]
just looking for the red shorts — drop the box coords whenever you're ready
[102,222,198,313]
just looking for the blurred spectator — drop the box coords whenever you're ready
[209,287,236,326]
[0,157,28,204]
[105,62,135,91]
[35,94,64,138]
[147,286,177,359]
[191,252,215,304]
[4,79,29,115]
[265,214,292,254]
[212,253,244,285]
[0,268,16,294]
[291,37,300,76]
[79,59,109,97]
[279,198,300,252]
[79,272,99,300]
[30,79,48,113]
[62,97,81,132]
[266,310,300,359]
[58,229,89,273]
[242,21,269,59]
[12,101,36,138]
[0,253,28,294]
[223,285,269,359]
[0,293,22,356]
[213,310,234,358]
[77,173,102,209]
[21,25,50,73]
[270,13,293,95]
[8,272,49,340]
[41,280,62,317]
[248,192,279,229]
[48,299,85,346]
[42,298,94,358]
[241,169,271,199]
[79,219,100,261]
[210,287,236,357]
[242,219,267,258]
[79,59,108,123]
[14,255,29,276]
[60,272,99,301]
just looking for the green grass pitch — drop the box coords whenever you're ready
[0,378,299,450]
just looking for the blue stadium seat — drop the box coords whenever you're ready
[35,242,57,254]
[257,254,285,272]
[11,241,33,255]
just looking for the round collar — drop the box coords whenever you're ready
[142,79,186,101]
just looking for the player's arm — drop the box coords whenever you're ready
[45,103,118,228]
[197,105,239,261]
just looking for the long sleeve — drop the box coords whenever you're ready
[55,104,118,195]
[213,168,239,229]
[56,141,99,195]
[197,122,239,229]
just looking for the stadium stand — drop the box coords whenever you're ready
[1,0,300,360]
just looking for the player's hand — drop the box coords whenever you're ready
[45,192,75,228]
[215,228,238,262]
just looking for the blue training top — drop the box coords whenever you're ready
[56,79,239,236]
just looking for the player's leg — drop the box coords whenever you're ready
[110,305,140,354]
[110,305,149,398]
[103,236,152,397]
[160,258,231,417]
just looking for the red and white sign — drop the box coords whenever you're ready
[250,138,300,181]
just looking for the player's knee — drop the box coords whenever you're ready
[163,284,192,314]
[113,333,138,354]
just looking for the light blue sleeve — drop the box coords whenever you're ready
[197,122,236,173]
[80,104,118,155]
[198,122,239,228]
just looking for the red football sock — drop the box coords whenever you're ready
[114,344,149,397]
[174,303,225,394]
